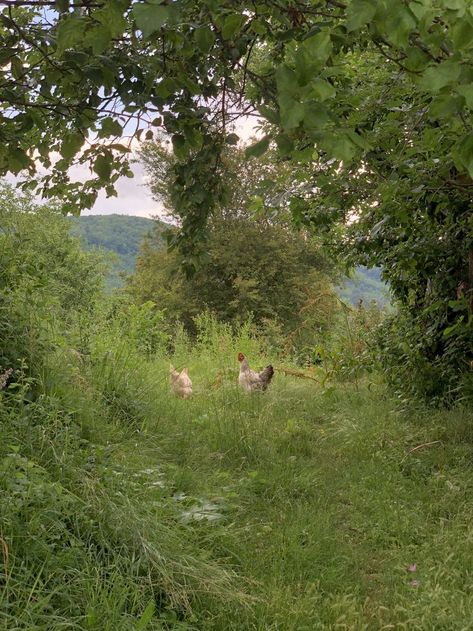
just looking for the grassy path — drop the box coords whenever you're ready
[98,365,473,630]
[3,352,473,630]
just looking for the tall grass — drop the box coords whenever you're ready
[3,286,473,628]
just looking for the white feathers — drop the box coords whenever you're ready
[169,365,193,399]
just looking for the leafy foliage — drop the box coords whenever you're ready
[0,183,104,377]
[4,168,473,629]
[2,1,473,399]
[2,1,472,220]
[129,214,337,346]
[130,142,340,358]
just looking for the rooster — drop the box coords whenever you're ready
[237,352,274,392]
[169,365,192,399]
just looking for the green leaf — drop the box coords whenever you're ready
[99,117,123,138]
[280,99,305,129]
[429,94,462,119]
[133,3,170,38]
[56,14,86,55]
[83,25,112,55]
[61,132,83,160]
[137,599,155,630]
[0,48,15,64]
[95,2,127,38]
[258,105,280,124]
[311,78,336,101]
[302,30,332,63]
[452,132,473,178]
[7,147,33,174]
[384,4,417,48]
[408,0,431,21]
[221,14,246,40]
[303,102,331,131]
[194,26,215,53]
[443,0,467,14]
[10,57,23,80]
[457,84,473,108]
[225,133,239,145]
[250,18,267,35]
[320,132,357,162]
[275,133,294,156]
[345,129,372,150]
[245,136,270,158]
[443,317,464,338]
[346,0,377,31]
[451,16,473,49]
[419,60,462,92]
[155,77,178,98]
[93,154,112,180]
[404,46,430,72]
[55,0,69,12]
[275,64,299,96]
[172,134,188,160]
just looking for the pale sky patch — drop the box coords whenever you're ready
[79,159,165,219]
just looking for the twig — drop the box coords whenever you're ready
[0,536,9,579]
[408,440,441,454]
[275,367,319,382]
[0,1,104,6]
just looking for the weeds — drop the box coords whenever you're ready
[3,203,473,629]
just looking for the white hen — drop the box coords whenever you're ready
[169,365,192,399]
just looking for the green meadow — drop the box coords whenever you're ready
[2,309,473,630]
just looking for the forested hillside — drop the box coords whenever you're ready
[71,213,390,305]
[339,267,390,307]
[70,214,164,287]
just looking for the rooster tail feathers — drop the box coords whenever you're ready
[259,365,274,389]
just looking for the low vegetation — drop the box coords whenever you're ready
[2,1,473,626]
[2,188,473,629]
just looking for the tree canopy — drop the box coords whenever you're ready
[2,0,473,400]
[2,1,473,217]
[129,143,339,356]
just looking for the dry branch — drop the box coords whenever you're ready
[408,440,442,454]
[276,367,319,383]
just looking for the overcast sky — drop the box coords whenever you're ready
[80,159,165,219]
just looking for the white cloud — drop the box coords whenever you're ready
[76,159,165,219]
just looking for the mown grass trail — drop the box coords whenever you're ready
[3,342,473,630]
[88,349,473,630]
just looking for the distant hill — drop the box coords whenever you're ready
[338,267,390,307]
[70,215,390,304]
[70,214,167,288]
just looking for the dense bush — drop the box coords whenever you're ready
[370,308,473,406]
[0,184,104,380]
